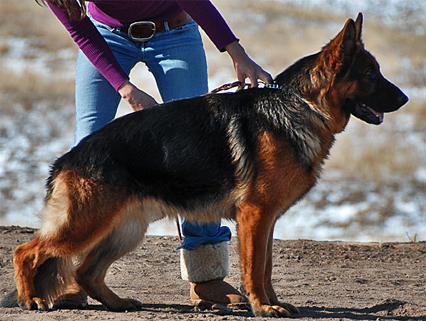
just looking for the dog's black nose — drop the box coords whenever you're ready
[398,93,409,107]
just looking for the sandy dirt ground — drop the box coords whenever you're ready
[0,226,425,320]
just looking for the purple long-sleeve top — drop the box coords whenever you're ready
[48,1,238,91]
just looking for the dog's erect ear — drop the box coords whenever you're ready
[340,18,357,56]
[355,12,363,42]
[326,18,357,71]
[340,13,363,55]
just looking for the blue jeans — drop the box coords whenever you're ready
[74,18,231,250]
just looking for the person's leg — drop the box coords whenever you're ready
[74,20,142,146]
[144,21,248,308]
[144,20,208,101]
[73,51,121,146]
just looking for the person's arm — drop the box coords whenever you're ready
[118,81,158,111]
[47,3,157,110]
[224,41,272,88]
[178,0,272,87]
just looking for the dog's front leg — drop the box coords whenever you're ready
[264,228,299,314]
[236,204,294,317]
[264,223,278,302]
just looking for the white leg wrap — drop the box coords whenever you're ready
[180,241,229,282]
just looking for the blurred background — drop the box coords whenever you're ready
[0,0,425,242]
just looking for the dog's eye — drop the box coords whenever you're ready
[365,69,376,80]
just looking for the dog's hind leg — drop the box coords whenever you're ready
[13,172,143,311]
[13,237,55,310]
[75,207,148,311]
[13,235,77,310]
[13,173,72,310]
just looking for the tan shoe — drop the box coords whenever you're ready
[190,279,250,310]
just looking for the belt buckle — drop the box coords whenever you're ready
[128,21,156,42]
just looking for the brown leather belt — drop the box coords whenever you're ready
[120,11,192,42]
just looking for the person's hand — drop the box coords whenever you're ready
[224,41,272,88]
[118,80,158,112]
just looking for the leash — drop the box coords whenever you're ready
[208,80,327,125]
[208,81,247,94]
[176,217,182,243]
[208,80,282,94]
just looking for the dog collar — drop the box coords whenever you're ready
[209,81,282,94]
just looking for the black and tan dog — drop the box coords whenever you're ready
[2,13,407,317]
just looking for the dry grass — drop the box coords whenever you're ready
[0,1,76,112]
[1,0,424,185]
[0,0,74,51]
[207,1,346,74]
[408,100,426,129]
[213,0,426,79]
[325,126,420,182]
[209,0,426,183]
[0,69,75,114]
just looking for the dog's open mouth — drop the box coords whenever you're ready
[349,103,384,125]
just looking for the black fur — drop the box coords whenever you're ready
[48,85,323,214]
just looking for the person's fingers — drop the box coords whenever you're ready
[260,70,273,84]
[247,70,258,88]
[130,95,158,112]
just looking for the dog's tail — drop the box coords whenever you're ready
[1,256,74,308]
[0,289,18,308]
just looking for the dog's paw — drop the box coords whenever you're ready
[124,298,143,310]
[18,297,48,311]
[277,301,300,314]
[106,298,143,312]
[253,303,298,317]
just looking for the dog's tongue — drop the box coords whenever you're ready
[351,103,384,125]
[368,107,384,124]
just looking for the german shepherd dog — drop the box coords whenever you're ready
[2,13,407,317]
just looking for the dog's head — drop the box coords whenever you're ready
[327,13,408,125]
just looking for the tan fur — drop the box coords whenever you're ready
[39,174,69,238]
